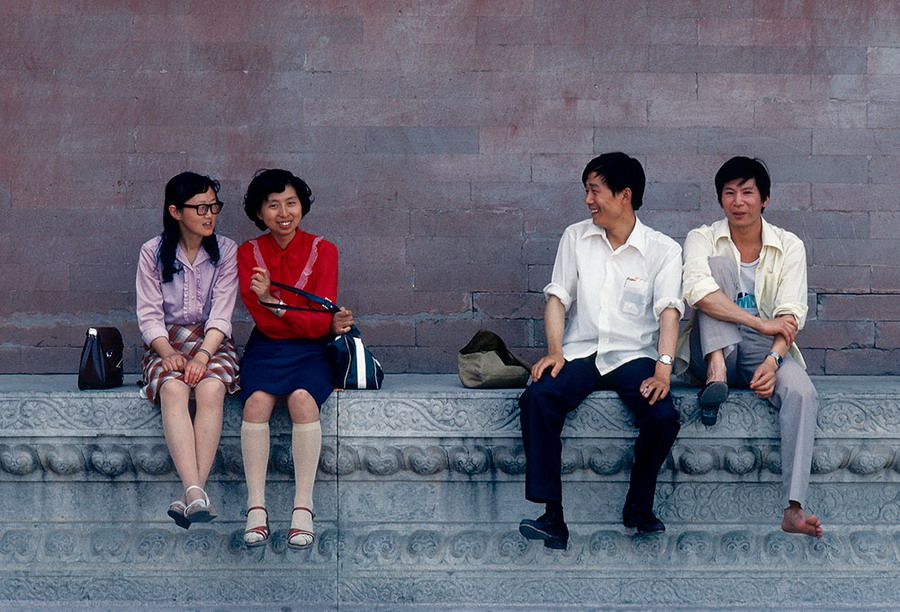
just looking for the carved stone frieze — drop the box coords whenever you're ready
[0,574,335,605]
[6,387,900,441]
[0,525,338,567]
[4,523,900,572]
[334,525,900,570]
[5,441,900,482]
[656,481,900,523]
[337,575,900,606]
[338,397,522,435]
[0,398,159,433]
[0,395,335,435]
[2,569,895,607]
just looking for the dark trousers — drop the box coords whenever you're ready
[519,355,681,512]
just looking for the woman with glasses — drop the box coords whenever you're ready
[236,169,354,549]
[136,171,240,529]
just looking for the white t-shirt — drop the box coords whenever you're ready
[737,258,760,317]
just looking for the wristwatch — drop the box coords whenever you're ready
[766,351,783,368]
[657,354,674,366]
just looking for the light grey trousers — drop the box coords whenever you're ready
[689,256,818,509]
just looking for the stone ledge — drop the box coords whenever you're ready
[4,375,900,436]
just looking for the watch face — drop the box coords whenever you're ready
[658,354,673,365]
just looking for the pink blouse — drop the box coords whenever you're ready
[136,235,239,345]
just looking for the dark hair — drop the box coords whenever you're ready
[159,172,221,283]
[243,168,314,231]
[714,156,771,205]
[581,152,646,210]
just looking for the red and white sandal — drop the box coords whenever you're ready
[243,506,269,547]
[288,506,316,550]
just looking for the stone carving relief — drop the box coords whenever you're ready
[3,385,900,607]
[2,524,900,572]
[4,442,900,482]
[5,390,900,437]
[0,398,159,432]
[338,397,522,435]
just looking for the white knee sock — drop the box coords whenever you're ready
[241,420,270,538]
[290,421,321,541]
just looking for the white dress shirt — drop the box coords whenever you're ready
[544,217,684,375]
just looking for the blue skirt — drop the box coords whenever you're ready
[239,327,334,407]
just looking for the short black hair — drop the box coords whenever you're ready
[243,168,314,231]
[581,152,645,210]
[714,156,771,205]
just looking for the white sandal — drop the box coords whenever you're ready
[184,485,216,523]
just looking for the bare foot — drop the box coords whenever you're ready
[782,504,823,538]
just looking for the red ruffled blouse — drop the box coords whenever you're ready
[237,231,338,340]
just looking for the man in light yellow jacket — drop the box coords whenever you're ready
[682,156,822,538]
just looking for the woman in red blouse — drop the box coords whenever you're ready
[237,169,353,549]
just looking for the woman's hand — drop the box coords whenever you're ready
[160,353,188,373]
[331,307,355,335]
[183,356,209,387]
[250,266,274,302]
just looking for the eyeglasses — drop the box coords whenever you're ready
[182,202,223,215]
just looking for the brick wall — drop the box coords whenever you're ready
[1,0,898,375]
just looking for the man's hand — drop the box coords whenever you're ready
[639,365,671,406]
[756,315,798,346]
[531,352,565,382]
[749,358,778,398]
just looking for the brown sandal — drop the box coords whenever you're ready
[288,506,316,550]
[167,500,190,530]
[243,506,269,547]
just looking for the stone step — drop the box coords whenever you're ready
[0,374,899,609]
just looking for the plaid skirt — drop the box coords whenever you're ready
[140,323,240,404]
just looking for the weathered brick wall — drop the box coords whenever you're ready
[0,1,897,375]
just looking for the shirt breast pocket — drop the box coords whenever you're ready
[619,277,650,317]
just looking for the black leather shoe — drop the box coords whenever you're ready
[698,381,729,426]
[519,511,569,549]
[622,504,665,534]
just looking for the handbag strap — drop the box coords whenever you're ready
[259,280,340,314]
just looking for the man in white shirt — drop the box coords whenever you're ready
[682,156,822,538]
[518,152,684,549]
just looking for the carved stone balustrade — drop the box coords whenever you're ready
[1,374,899,608]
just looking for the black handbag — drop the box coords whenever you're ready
[77,327,124,390]
[261,282,384,390]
